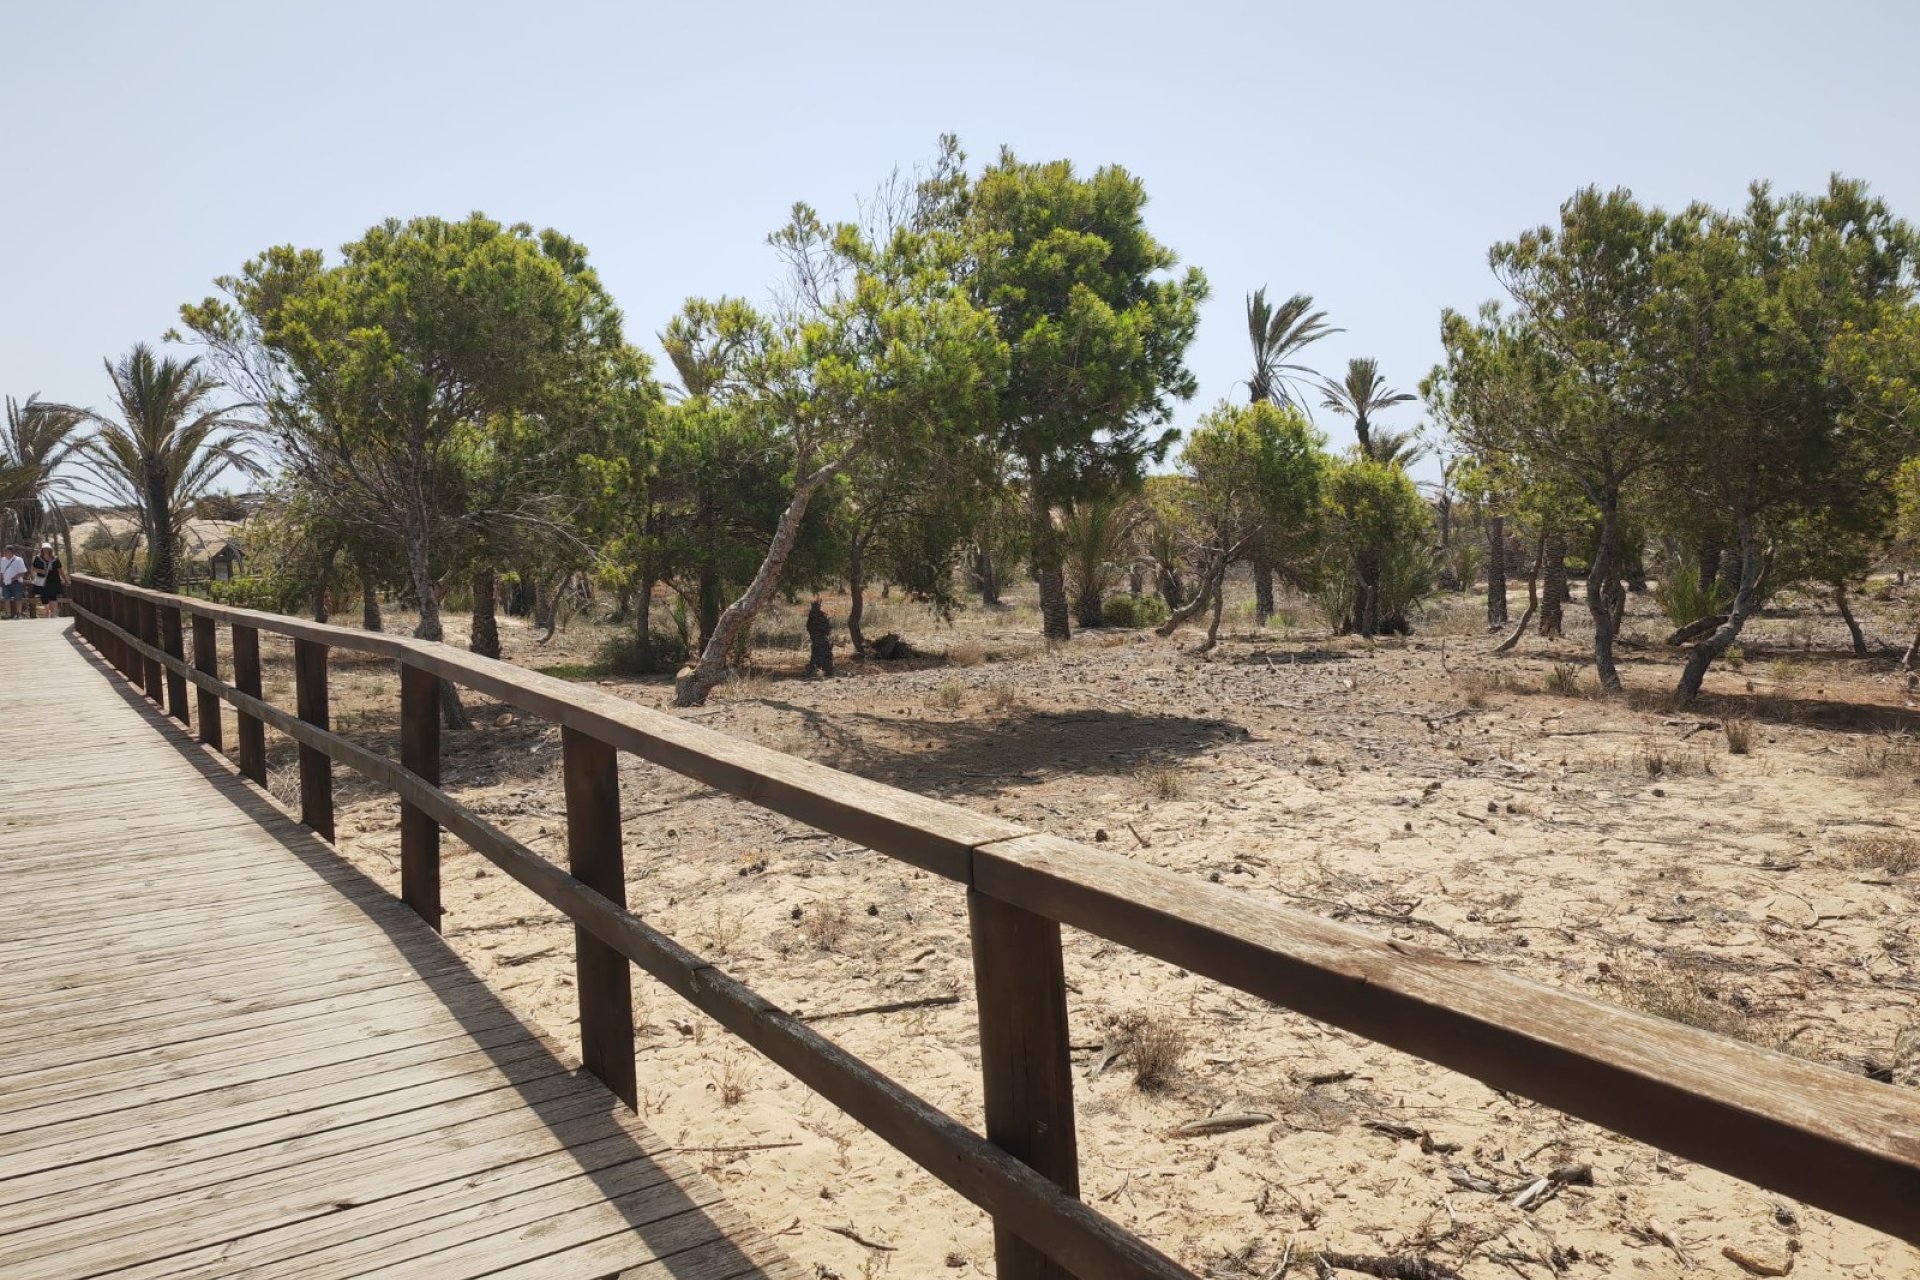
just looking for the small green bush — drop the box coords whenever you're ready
[599,629,689,676]
[1653,563,1728,629]
[1102,594,1169,629]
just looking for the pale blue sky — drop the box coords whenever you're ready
[4,0,1916,484]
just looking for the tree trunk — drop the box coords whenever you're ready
[1129,564,1144,596]
[1588,493,1623,693]
[1674,519,1765,703]
[695,487,722,651]
[636,575,656,673]
[1697,540,1722,598]
[1156,550,1231,639]
[1073,570,1104,630]
[1202,574,1226,650]
[1904,619,1920,670]
[1158,563,1184,610]
[401,510,469,728]
[677,461,843,706]
[312,542,338,623]
[359,562,382,631]
[1485,515,1508,628]
[976,548,999,605]
[847,540,868,657]
[1252,548,1275,626]
[1834,583,1867,658]
[1027,477,1070,641]
[470,565,500,659]
[1494,529,1546,654]
[1540,527,1566,637]
[144,462,177,592]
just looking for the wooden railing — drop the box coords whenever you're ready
[65,574,1920,1274]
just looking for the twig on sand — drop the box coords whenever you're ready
[825,1223,897,1252]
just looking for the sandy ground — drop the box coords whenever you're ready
[239,579,1920,1280]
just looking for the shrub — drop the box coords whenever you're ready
[1102,594,1170,629]
[1543,663,1583,696]
[1653,563,1728,629]
[599,629,689,676]
[1724,717,1753,754]
[1111,1011,1188,1091]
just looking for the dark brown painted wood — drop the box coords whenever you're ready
[158,603,189,725]
[191,613,221,750]
[399,662,442,931]
[231,624,267,786]
[970,890,1080,1280]
[138,599,162,701]
[561,727,635,1110]
[292,638,333,841]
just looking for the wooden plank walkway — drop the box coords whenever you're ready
[0,619,800,1280]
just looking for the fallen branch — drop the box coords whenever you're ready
[1318,1252,1467,1280]
[801,993,960,1023]
[825,1223,897,1252]
[1172,1111,1274,1137]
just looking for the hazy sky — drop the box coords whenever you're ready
[4,0,1916,484]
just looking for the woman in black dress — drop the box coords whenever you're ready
[31,543,64,618]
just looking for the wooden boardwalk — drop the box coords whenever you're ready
[0,619,798,1280]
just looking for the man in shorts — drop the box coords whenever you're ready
[0,545,26,619]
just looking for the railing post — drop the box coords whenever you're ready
[399,662,442,931]
[969,891,1081,1280]
[191,612,222,750]
[561,727,636,1109]
[293,637,334,840]
[159,601,189,726]
[232,624,267,786]
[137,598,163,703]
[115,590,136,679]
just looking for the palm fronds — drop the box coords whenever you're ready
[1246,288,1339,410]
[1321,357,1418,463]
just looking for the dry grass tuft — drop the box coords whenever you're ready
[1845,833,1920,876]
[946,640,986,668]
[927,679,965,711]
[1542,664,1585,697]
[1137,759,1186,801]
[1111,1011,1189,1091]
[1846,733,1920,780]
[1453,669,1513,709]
[1635,741,1711,780]
[712,1054,748,1107]
[1616,965,1751,1040]
[801,901,852,952]
[982,683,1023,713]
[717,671,773,702]
[1724,717,1753,755]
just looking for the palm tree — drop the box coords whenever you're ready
[1321,357,1425,466]
[1246,289,1339,410]
[1061,491,1145,629]
[68,344,255,590]
[1,395,88,552]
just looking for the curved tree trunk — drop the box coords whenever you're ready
[1834,583,1867,658]
[847,540,868,658]
[1494,528,1546,654]
[1588,493,1623,693]
[1156,550,1231,639]
[677,456,848,706]
[470,565,500,660]
[1027,478,1070,641]
[1674,520,1765,703]
[1485,515,1508,628]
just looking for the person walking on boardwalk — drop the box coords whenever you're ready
[0,545,25,620]
[30,543,64,619]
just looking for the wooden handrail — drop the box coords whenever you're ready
[64,575,1920,1271]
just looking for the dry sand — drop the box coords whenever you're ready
[244,581,1920,1279]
